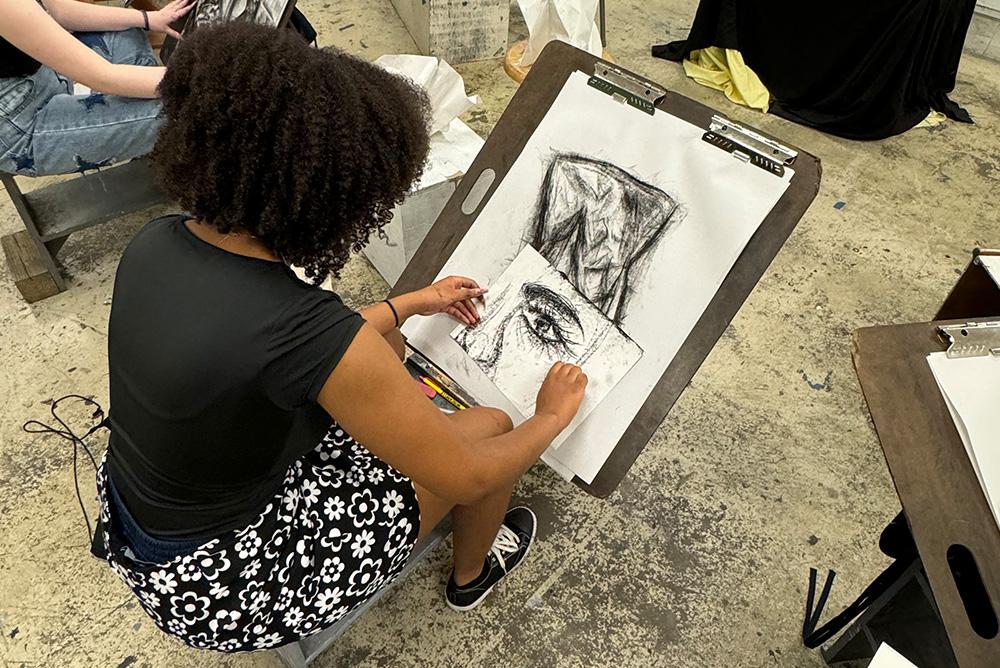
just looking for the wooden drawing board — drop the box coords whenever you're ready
[852,318,1000,667]
[393,41,821,497]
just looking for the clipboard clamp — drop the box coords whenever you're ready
[588,63,666,115]
[939,321,1000,358]
[703,115,797,177]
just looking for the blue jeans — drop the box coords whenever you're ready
[0,29,162,176]
[107,474,203,564]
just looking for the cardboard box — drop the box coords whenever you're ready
[390,0,510,63]
[363,118,485,285]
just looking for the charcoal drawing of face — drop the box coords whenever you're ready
[529,153,684,325]
[188,0,290,33]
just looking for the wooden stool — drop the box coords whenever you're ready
[1,159,169,302]
[504,39,613,83]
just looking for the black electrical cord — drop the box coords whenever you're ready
[22,395,108,545]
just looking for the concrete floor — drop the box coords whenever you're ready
[2,1,999,666]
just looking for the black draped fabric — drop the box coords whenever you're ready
[652,0,976,140]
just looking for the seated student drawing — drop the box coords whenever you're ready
[96,23,588,652]
[0,0,193,176]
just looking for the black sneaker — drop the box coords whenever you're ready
[445,506,537,611]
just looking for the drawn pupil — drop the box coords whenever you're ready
[523,305,573,349]
[532,314,558,340]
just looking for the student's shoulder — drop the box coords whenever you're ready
[270,274,353,317]
[123,214,188,253]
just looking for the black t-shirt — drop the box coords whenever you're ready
[106,216,364,539]
[0,37,41,78]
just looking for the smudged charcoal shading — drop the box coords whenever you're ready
[189,0,290,33]
[452,246,642,420]
[528,153,686,325]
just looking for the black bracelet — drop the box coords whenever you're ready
[140,9,150,31]
[384,299,400,328]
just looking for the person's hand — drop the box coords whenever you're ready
[146,0,195,39]
[416,275,488,326]
[535,362,588,430]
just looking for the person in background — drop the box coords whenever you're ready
[97,22,589,652]
[0,0,193,175]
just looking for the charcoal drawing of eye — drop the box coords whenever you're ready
[450,246,644,419]
[453,278,601,391]
[518,283,584,358]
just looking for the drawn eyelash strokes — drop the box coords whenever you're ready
[518,283,584,357]
[450,246,644,420]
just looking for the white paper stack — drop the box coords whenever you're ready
[927,352,1000,531]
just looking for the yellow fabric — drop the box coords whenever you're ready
[682,47,770,113]
[915,110,947,128]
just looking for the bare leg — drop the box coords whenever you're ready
[413,406,516,585]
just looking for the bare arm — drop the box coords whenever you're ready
[0,0,193,98]
[0,0,161,97]
[44,0,147,32]
[359,275,487,335]
[318,323,587,505]
[45,0,192,35]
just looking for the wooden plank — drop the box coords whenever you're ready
[852,319,1000,668]
[2,231,62,302]
[23,158,168,242]
[937,258,1000,319]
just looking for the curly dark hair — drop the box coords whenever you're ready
[154,22,431,282]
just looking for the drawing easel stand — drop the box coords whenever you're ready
[394,41,821,497]
[818,253,1000,667]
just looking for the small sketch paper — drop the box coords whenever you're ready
[451,246,642,430]
[928,352,1000,531]
[403,71,793,482]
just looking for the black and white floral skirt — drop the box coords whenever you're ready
[95,423,421,652]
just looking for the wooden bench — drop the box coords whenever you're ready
[1,158,169,302]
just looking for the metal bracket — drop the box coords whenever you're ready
[939,321,1000,358]
[703,115,797,177]
[588,63,667,115]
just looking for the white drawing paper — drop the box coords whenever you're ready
[403,71,793,483]
[980,254,1000,289]
[869,643,918,668]
[451,246,642,437]
[927,352,1000,531]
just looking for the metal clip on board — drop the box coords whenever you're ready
[702,115,797,177]
[587,63,667,115]
[973,247,1000,265]
[939,320,1000,359]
